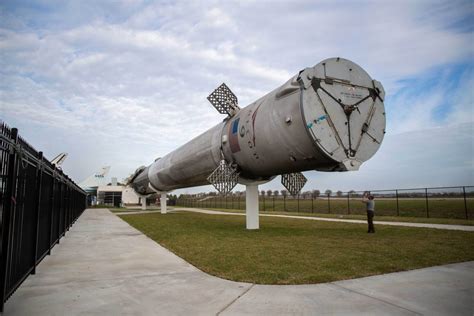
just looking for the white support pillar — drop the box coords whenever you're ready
[161,193,167,214]
[246,183,259,230]
[141,197,147,211]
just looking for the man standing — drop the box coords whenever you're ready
[362,193,375,233]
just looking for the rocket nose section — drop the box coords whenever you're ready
[299,57,386,170]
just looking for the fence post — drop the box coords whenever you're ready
[284,195,286,212]
[327,194,331,214]
[311,197,314,213]
[396,189,399,216]
[297,195,300,212]
[347,193,350,215]
[273,196,275,212]
[425,188,429,218]
[0,128,19,313]
[49,168,56,255]
[57,178,63,243]
[65,185,69,232]
[463,187,468,219]
[31,152,44,275]
[263,195,265,212]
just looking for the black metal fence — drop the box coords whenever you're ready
[177,186,474,220]
[0,122,86,312]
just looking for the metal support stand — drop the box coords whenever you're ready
[246,184,259,230]
[161,193,167,214]
[141,197,146,211]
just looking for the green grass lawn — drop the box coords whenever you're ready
[190,208,474,226]
[119,212,474,285]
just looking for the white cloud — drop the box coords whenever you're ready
[0,0,472,190]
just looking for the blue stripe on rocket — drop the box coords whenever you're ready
[229,118,241,153]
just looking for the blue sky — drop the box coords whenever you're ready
[0,0,473,193]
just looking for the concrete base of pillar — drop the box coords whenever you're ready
[161,193,167,214]
[245,184,259,230]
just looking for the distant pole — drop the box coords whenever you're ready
[273,196,275,212]
[297,194,300,213]
[396,189,399,216]
[425,188,429,218]
[311,197,314,213]
[263,195,265,212]
[284,195,286,212]
[463,186,468,219]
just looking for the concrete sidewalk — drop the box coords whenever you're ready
[175,207,474,232]
[4,209,473,315]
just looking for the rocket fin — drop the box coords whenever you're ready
[207,83,240,116]
[281,172,307,196]
[207,160,239,194]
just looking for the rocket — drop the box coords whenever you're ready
[128,57,385,228]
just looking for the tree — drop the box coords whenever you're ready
[302,191,311,199]
[312,190,320,198]
[325,189,332,196]
[273,190,279,197]
[266,190,273,197]
[281,190,288,197]
[336,190,343,197]
[261,190,266,197]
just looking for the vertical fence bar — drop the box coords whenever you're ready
[297,195,300,212]
[284,195,286,212]
[57,179,62,243]
[64,185,68,233]
[48,169,56,255]
[347,193,350,215]
[311,197,314,213]
[347,192,351,214]
[425,188,429,218]
[31,152,43,275]
[396,189,399,216]
[0,128,19,313]
[463,186,468,219]
[327,194,331,214]
[263,195,265,212]
[273,196,275,212]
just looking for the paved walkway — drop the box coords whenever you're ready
[5,209,473,315]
